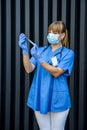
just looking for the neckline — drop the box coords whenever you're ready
[50,45,63,52]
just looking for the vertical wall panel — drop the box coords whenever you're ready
[69,0,77,130]
[24,1,30,130]
[0,1,1,129]
[34,0,39,44]
[1,0,6,129]
[52,0,57,21]
[14,0,20,130]
[4,0,11,130]
[0,0,87,130]
[79,0,86,130]
[61,0,67,24]
[43,0,48,45]
[0,0,1,125]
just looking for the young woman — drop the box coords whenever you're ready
[18,21,74,130]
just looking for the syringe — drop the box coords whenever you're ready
[26,37,36,46]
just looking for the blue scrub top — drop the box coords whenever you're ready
[27,46,74,114]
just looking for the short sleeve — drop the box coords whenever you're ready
[30,57,37,67]
[58,50,74,76]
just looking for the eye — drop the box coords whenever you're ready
[48,31,52,33]
[53,32,58,34]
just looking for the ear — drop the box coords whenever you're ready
[60,33,65,40]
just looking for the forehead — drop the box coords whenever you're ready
[48,23,62,33]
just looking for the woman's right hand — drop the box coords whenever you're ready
[18,33,28,54]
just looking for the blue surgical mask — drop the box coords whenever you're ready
[47,33,60,44]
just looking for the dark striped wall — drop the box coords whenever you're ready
[0,0,87,130]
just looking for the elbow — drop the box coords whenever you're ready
[25,69,30,74]
[52,73,59,78]
[54,75,59,78]
[52,69,65,77]
[25,68,32,74]
[54,75,58,78]
[23,64,34,74]
[52,71,63,77]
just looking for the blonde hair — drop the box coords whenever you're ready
[48,21,69,48]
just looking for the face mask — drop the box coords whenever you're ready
[47,33,60,44]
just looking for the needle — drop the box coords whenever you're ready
[26,37,35,46]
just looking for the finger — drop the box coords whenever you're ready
[19,33,26,39]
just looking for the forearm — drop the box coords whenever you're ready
[29,45,65,76]
[41,62,65,77]
[23,55,35,73]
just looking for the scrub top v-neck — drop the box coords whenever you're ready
[27,45,74,114]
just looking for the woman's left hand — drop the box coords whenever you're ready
[30,45,44,65]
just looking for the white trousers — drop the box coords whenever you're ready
[34,109,69,130]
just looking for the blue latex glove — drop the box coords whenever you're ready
[30,45,44,65]
[18,33,28,54]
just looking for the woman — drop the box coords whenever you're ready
[18,21,74,130]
